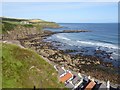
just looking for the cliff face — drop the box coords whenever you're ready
[2,25,42,40]
[1,17,60,40]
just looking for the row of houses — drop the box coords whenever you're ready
[54,65,112,90]
[20,19,47,24]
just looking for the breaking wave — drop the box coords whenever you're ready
[54,34,118,50]
[56,34,71,41]
[76,40,118,49]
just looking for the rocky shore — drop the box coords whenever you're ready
[53,30,91,34]
[16,31,119,85]
[2,25,120,85]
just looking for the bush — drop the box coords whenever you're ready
[2,22,17,33]
[22,24,34,27]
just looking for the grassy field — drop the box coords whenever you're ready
[2,43,64,88]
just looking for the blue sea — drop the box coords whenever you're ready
[44,23,119,67]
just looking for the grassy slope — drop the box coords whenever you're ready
[2,43,64,88]
[0,43,2,89]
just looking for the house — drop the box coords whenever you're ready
[65,82,74,89]
[98,83,107,90]
[59,71,73,83]
[20,21,30,24]
[54,65,84,89]
[85,81,96,90]
[72,73,83,89]
[54,65,66,77]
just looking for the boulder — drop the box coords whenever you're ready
[81,61,85,64]
[59,61,67,65]
[63,55,72,63]
[39,49,49,57]
[56,57,63,61]
[72,68,79,72]
[46,49,56,56]
[70,63,76,67]
[72,60,79,66]
[105,62,113,67]
[94,61,100,65]
[86,62,91,65]
[48,58,55,61]
[42,45,49,49]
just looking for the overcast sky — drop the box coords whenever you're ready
[2,2,118,23]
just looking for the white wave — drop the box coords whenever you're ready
[77,40,118,49]
[53,34,119,50]
[55,34,71,41]
[113,52,118,55]
[112,52,120,57]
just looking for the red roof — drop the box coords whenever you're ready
[85,81,96,90]
[60,72,73,83]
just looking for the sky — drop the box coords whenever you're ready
[2,2,118,23]
[2,0,120,2]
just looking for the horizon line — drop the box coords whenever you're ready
[1,16,118,23]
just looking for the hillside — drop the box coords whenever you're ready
[1,17,60,34]
[2,43,64,88]
[0,43,1,89]
[1,17,65,88]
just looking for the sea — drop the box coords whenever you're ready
[44,23,119,67]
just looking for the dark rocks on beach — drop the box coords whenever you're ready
[95,50,103,54]
[64,49,78,53]
[102,62,114,67]
[46,30,92,35]
[62,30,91,33]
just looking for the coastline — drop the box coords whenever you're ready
[1,17,119,87]
[15,30,119,86]
[1,38,120,88]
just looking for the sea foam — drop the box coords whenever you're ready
[56,34,71,41]
[77,40,118,49]
[54,34,119,50]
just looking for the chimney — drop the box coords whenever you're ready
[88,75,91,79]
[107,80,110,90]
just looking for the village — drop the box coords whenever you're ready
[54,65,119,90]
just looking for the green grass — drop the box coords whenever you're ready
[2,21,17,33]
[0,43,2,89]
[0,23,2,34]
[2,43,64,88]
[2,17,27,22]
[22,24,34,27]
